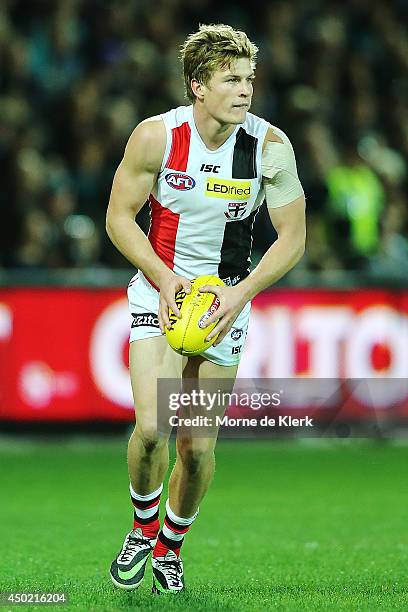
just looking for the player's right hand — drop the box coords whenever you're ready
[157,271,192,333]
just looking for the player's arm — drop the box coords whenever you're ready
[106,119,168,282]
[106,119,191,330]
[238,195,305,302]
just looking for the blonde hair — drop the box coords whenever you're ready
[180,24,258,103]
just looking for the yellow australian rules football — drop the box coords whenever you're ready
[165,275,225,356]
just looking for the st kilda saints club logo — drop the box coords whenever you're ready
[224,202,248,220]
[231,327,244,341]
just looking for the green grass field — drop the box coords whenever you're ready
[1,437,407,611]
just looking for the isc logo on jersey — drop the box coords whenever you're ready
[205,178,251,200]
[165,173,196,190]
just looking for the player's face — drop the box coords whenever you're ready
[202,57,255,125]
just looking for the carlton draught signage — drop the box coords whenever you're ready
[0,288,408,422]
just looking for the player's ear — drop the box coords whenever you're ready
[191,79,205,101]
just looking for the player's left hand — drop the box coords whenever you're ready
[199,284,245,346]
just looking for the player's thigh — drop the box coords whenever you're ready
[177,356,238,455]
[197,357,238,382]
[197,357,238,452]
[130,335,186,434]
[183,354,238,406]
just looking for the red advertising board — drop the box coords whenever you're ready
[1,288,408,422]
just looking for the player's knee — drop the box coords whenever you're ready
[177,441,214,475]
[134,425,167,455]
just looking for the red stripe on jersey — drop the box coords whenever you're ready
[166,122,191,171]
[145,195,180,290]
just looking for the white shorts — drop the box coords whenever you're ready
[127,273,251,367]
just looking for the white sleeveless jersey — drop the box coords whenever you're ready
[142,104,269,288]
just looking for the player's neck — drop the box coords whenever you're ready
[192,104,236,151]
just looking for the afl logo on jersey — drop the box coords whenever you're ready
[165,173,196,190]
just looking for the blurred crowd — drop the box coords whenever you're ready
[1,0,407,277]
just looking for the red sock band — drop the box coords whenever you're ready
[133,516,160,540]
[153,532,181,557]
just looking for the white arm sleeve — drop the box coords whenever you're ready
[261,128,304,209]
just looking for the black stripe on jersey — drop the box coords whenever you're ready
[232,128,258,179]
[218,208,261,280]
[219,128,260,280]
